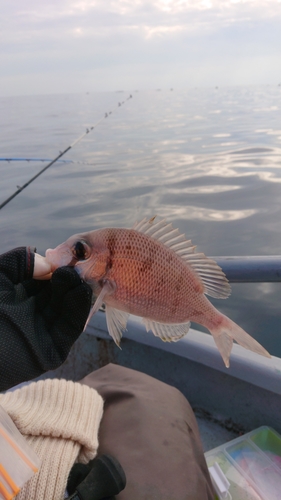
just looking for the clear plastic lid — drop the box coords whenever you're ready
[206,426,281,500]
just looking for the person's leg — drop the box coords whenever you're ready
[79,363,215,500]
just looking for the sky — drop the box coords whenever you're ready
[1,0,281,96]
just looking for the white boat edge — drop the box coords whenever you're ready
[87,310,281,397]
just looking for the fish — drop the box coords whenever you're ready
[45,216,270,367]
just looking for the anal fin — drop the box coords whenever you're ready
[143,319,190,342]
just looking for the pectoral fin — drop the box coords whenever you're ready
[83,280,115,331]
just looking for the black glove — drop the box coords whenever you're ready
[0,247,92,391]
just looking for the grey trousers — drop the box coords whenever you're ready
[80,363,215,500]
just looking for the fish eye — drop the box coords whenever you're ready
[72,240,89,261]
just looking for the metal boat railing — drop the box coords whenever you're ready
[213,256,281,282]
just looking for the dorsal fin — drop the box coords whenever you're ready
[133,217,231,299]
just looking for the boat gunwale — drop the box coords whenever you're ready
[87,310,281,396]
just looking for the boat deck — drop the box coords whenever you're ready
[196,411,239,452]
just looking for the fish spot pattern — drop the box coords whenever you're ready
[86,227,217,325]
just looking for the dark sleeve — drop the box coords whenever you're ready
[0,246,34,284]
[0,247,92,391]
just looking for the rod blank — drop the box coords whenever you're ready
[0,95,132,211]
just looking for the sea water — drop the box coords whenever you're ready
[0,86,281,355]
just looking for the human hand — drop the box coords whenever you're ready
[0,247,92,391]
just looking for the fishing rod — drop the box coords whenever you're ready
[0,94,132,211]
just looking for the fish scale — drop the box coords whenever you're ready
[45,216,271,367]
[102,228,201,321]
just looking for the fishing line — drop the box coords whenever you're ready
[0,158,97,166]
[0,94,132,211]
[0,158,72,163]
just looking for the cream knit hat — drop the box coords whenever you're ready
[0,378,104,500]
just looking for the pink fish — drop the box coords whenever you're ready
[45,217,270,367]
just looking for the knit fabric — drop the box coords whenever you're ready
[0,378,104,500]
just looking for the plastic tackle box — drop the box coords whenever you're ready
[205,426,281,500]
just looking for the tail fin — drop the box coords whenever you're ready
[209,315,271,368]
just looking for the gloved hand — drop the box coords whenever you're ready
[0,247,92,391]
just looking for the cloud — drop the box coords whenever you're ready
[3,1,281,37]
[0,0,281,94]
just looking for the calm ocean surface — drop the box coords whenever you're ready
[1,86,281,356]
